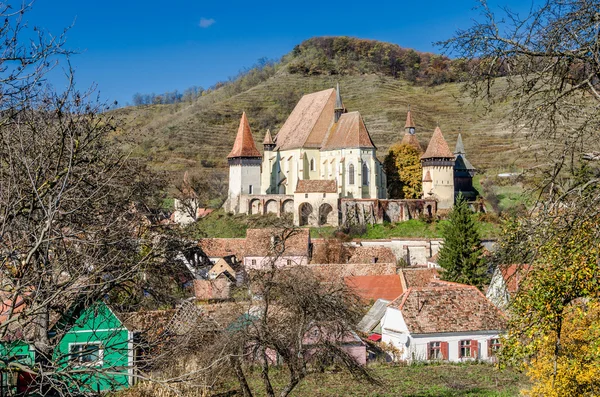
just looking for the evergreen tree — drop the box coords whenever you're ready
[438,194,488,288]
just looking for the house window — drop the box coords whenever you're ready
[69,343,102,366]
[286,259,292,266]
[305,193,308,198]
[251,259,256,267]
[488,338,501,356]
[362,163,369,186]
[323,193,326,198]
[249,185,253,194]
[460,340,477,358]
[310,158,315,171]
[349,164,355,185]
[428,341,442,360]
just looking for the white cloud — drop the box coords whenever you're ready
[199,18,216,28]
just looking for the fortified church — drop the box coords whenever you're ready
[223,85,476,226]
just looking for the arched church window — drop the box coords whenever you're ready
[362,163,369,186]
[310,158,315,171]
[349,164,355,185]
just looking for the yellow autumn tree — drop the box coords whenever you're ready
[500,215,600,396]
[384,143,422,199]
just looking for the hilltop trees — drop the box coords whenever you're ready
[437,195,488,288]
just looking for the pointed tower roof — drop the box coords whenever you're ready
[454,133,465,155]
[401,134,423,152]
[405,106,415,129]
[227,112,262,158]
[263,129,274,145]
[423,170,432,182]
[335,82,344,110]
[421,126,454,159]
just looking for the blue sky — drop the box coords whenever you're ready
[26,0,533,106]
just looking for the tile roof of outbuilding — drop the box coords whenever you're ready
[345,274,404,302]
[399,268,440,288]
[348,246,397,264]
[421,126,455,159]
[227,112,262,158]
[295,179,337,193]
[244,228,310,257]
[321,111,376,150]
[389,284,506,334]
[198,238,245,258]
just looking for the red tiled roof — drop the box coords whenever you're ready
[227,112,262,158]
[348,246,396,264]
[500,264,531,294]
[321,111,375,150]
[400,133,423,152]
[399,268,440,288]
[263,129,273,145]
[404,109,415,128]
[295,179,337,193]
[198,238,245,258]
[275,89,337,150]
[244,228,310,257]
[421,126,454,159]
[422,170,432,182]
[308,263,397,282]
[389,284,506,334]
[345,274,404,301]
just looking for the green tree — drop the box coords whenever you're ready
[384,143,422,199]
[438,195,488,288]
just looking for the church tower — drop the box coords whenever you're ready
[453,133,477,200]
[261,129,277,194]
[400,106,423,152]
[421,126,455,210]
[334,83,344,122]
[226,112,262,212]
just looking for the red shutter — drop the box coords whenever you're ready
[441,342,449,360]
[487,338,493,358]
[427,342,432,360]
[471,340,478,358]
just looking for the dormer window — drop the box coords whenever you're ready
[310,158,315,171]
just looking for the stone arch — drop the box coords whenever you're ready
[265,199,278,214]
[299,202,313,226]
[282,199,294,214]
[249,199,261,215]
[318,203,333,226]
[426,204,433,218]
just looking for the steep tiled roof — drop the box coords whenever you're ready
[263,129,274,145]
[275,89,336,150]
[389,285,506,334]
[244,228,310,257]
[500,264,531,294]
[348,246,397,264]
[421,126,454,159]
[198,238,245,258]
[321,111,375,150]
[400,133,423,152]
[227,112,262,158]
[308,263,397,282]
[295,179,337,193]
[399,268,440,288]
[345,274,404,301]
[405,109,415,128]
[422,170,432,182]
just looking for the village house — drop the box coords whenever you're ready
[243,228,312,270]
[380,283,506,362]
[486,264,531,309]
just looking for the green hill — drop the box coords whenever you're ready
[114,37,532,178]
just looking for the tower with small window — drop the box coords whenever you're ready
[421,125,455,209]
[226,112,262,212]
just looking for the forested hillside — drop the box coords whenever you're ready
[113,37,534,178]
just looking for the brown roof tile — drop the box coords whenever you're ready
[500,264,531,294]
[275,89,336,150]
[348,246,396,264]
[244,228,311,257]
[400,133,423,152]
[295,179,337,193]
[399,268,440,288]
[321,111,375,150]
[389,284,506,334]
[227,112,262,158]
[421,126,454,159]
[345,274,404,301]
[198,238,245,258]
[422,170,432,182]
[404,109,416,128]
[308,263,397,282]
[263,129,274,145]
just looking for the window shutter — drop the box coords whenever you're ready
[471,340,478,358]
[441,342,449,360]
[487,338,492,358]
[427,342,431,360]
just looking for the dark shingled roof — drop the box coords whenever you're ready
[389,284,506,334]
[321,111,375,150]
[295,179,337,193]
[421,126,454,159]
[227,112,261,158]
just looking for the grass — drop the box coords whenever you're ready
[217,363,527,396]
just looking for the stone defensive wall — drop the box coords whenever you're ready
[340,198,438,225]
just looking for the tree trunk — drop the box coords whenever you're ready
[260,347,275,397]
[230,356,253,397]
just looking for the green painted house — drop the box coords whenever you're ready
[1,301,136,395]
